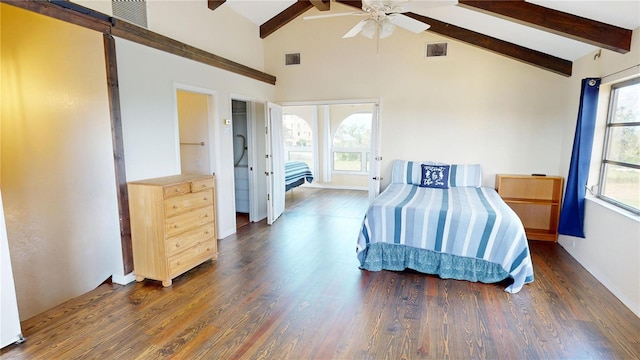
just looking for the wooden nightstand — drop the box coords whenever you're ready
[496,174,564,242]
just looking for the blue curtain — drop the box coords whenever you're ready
[558,78,601,238]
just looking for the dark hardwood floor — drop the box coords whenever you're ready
[2,187,639,359]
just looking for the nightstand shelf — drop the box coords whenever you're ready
[496,174,564,242]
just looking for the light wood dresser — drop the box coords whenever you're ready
[496,174,564,242]
[128,174,217,286]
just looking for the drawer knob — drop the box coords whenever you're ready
[204,214,209,218]
[175,243,180,248]
[205,231,209,235]
[174,224,179,228]
[203,197,208,201]
[175,188,180,192]
[173,205,178,209]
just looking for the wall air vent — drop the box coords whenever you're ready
[285,53,301,66]
[426,43,448,58]
[112,0,148,28]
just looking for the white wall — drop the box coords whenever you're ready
[264,4,572,189]
[116,37,275,239]
[1,4,123,320]
[557,28,640,317]
[74,0,266,72]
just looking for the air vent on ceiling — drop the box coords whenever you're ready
[426,43,448,58]
[285,53,301,66]
[112,0,148,28]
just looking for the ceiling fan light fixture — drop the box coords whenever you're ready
[307,0,446,40]
[361,19,377,39]
[379,18,395,39]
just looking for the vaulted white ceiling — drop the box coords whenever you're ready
[223,0,639,62]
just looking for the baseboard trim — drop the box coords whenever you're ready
[112,272,136,285]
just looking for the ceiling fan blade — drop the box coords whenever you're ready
[303,12,362,20]
[387,13,430,33]
[343,19,369,38]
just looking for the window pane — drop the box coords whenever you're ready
[333,113,372,148]
[611,82,640,124]
[288,151,313,169]
[605,126,640,165]
[283,114,312,148]
[601,163,640,211]
[334,152,362,171]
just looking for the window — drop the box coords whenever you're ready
[598,78,640,214]
[283,114,313,169]
[332,113,372,173]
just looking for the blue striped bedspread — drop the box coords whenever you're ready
[357,183,534,293]
[285,161,313,191]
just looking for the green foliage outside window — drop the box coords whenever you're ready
[600,79,640,213]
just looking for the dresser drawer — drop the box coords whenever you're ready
[163,183,191,199]
[191,177,215,193]
[165,206,214,238]
[164,190,213,217]
[165,223,215,257]
[168,238,217,278]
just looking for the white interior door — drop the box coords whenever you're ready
[266,102,285,225]
[368,103,381,201]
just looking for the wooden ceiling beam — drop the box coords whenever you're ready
[207,0,226,12]
[458,0,632,54]
[3,0,277,84]
[310,0,330,12]
[406,13,572,76]
[111,18,276,84]
[260,0,363,38]
[334,0,362,9]
[1,0,112,32]
[260,0,314,39]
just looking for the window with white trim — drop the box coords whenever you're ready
[332,113,372,173]
[598,77,640,214]
[283,114,313,169]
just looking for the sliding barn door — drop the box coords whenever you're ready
[266,102,285,225]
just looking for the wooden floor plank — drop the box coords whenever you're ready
[2,187,639,359]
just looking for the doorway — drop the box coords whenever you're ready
[176,89,211,175]
[232,99,251,228]
[280,100,381,201]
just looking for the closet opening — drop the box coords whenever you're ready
[176,89,212,176]
[232,99,251,229]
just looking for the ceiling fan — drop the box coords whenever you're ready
[303,0,454,40]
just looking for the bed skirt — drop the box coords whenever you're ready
[358,243,511,285]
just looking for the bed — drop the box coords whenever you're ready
[285,161,314,192]
[357,160,534,293]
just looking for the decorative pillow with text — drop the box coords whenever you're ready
[420,164,450,189]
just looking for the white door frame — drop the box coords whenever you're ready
[230,95,257,222]
[173,83,218,176]
[281,98,382,199]
[369,103,382,201]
